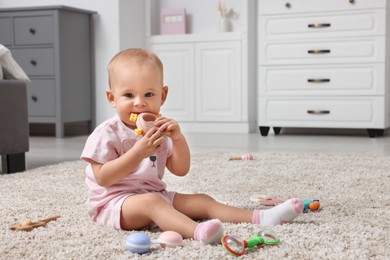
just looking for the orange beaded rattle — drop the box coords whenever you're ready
[129,113,171,136]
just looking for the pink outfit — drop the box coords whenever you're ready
[81,114,174,230]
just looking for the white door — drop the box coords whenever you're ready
[195,41,241,121]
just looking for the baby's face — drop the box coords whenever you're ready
[107,62,167,128]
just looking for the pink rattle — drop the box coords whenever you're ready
[129,113,171,136]
[229,153,253,161]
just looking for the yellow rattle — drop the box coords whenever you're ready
[129,113,171,136]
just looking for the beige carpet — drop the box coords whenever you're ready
[1,151,389,259]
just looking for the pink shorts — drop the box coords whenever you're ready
[94,190,176,230]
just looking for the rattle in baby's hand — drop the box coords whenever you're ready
[129,113,171,136]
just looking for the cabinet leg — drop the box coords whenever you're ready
[1,153,26,173]
[259,126,270,136]
[55,123,64,138]
[367,129,384,138]
[273,127,282,135]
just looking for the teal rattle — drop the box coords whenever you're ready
[221,230,280,257]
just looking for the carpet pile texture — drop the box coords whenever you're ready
[1,151,389,259]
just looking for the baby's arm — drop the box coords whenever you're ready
[91,127,166,187]
[155,117,190,176]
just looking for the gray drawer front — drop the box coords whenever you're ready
[27,79,55,116]
[14,15,54,45]
[12,48,54,76]
[0,17,12,45]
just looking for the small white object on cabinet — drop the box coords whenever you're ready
[257,0,390,137]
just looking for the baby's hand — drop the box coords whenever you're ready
[154,117,182,141]
[132,127,166,158]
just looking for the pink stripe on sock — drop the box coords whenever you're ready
[252,210,260,224]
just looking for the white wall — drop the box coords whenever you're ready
[0,0,145,125]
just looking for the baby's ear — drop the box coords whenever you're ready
[106,88,116,107]
[161,86,168,105]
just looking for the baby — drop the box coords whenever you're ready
[81,48,303,244]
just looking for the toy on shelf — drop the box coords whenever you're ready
[229,153,253,161]
[302,199,320,212]
[221,230,280,257]
[126,231,183,254]
[10,215,60,231]
[129,113,171,136]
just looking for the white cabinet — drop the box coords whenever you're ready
[258,0,390,137]
[146,0,256,133]
[149,43,195,121]
[151,39,241,125]
[195,41,241,122]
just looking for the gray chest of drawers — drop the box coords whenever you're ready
[0,6,96,137]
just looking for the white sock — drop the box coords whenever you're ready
[252,198,303,227]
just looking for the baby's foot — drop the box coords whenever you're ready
[253,198,303,227]
[194,219,224,244]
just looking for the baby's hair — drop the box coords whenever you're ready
[107,48,164,88]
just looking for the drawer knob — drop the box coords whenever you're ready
[30,60,37,66]
[29,28,36,34]
[307,79,331,83]
[308,49,331,54]
[307,110,330,115]
[31,95,38,102]
[308,23,331,29]
[285,2,291,8]
[349,0,355,4]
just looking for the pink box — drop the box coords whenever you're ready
[160,8,186,35]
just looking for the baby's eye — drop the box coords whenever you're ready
[124,93,134,98]
[145,92,154,97]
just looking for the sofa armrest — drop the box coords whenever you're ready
[0,80,29,155]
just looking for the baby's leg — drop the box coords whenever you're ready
[121,193,223,244]
[173,193,302,227]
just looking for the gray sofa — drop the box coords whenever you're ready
[0,80,29,173]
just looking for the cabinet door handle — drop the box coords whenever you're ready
[29,28,36,34]
[31,95,38,102]
[307,79,330,83]
[307,110,330,115]
[308,23,331,28]
[30,60,37,66]
[308,49,331,54]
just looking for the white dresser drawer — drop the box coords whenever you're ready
[259,97,384,128]
[259,0,386,15]
[260,37,385,65]
[259,64,385,95]
[259,9,385,40]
